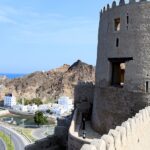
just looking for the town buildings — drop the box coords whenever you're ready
[12,96,73,116]
[4,93,16,107]
[49,96,73,116]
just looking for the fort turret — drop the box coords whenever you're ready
[92,0,150,133]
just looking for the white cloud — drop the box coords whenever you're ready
[0,15,16,24]
[0,4,98,47]
[0,5,17,24]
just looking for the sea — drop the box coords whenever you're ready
[0,73,26,79]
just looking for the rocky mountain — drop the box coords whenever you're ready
[1,60,95,102]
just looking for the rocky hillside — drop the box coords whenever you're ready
[1,60,95,102]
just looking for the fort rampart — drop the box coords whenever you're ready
[68,0,150,149]
[93,0,150,133]
[68,109,91,150]
[74,82,94,105]
[74,82,94,114]
[81,106,150,150]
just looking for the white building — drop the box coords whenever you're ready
[38,104,51,112]
[4,93,16,107]
[51,104,66,116]
[51,96,74,116]
[12,104,28,112]
[58,96,74,112]
[27,104,38,113]
[13,104,38,113]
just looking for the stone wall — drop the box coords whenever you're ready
[74,82,94,112]
[68,109,91,150]
[92,87,150,133]
[96,0,150,91]
[81,106,150,150]
[54,115,72,148]
[93,0,150,132]
[25,136,60,150]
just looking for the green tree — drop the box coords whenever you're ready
[34,111,48,126]
[19,98,43,106]
[46,109,53,114]
[32,98,43,106]
[24,98,31,105]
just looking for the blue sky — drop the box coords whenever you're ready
[0,0,115,73]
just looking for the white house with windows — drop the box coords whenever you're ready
[4,93,16,107]
[58,96,74,112]
[27,104,38,113]
[51,104,66,116]
[12,104,38,113]
[38,104,51,112]
[12,104,28,112]
[51,96,74,116]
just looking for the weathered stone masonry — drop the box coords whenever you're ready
[92,0,150,133]
[68,0,150,150]
[82,106,150,150]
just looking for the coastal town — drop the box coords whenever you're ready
[0,58,95,150]
[0,92,74,150]
[4,93,74,117]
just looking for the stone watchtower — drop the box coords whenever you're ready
[92,0,150,134]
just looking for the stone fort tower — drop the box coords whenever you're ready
[92,0,150,134]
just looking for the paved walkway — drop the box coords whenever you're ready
[75,111,101,141]
[79,121,101,140]
[0,138,6,150]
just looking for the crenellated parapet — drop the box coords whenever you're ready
[101,0,148,15]
[112,1,117,8]
[81,106,150,150]
[129,0,136,4]
[119,0,125,5]
[78,81,95,87]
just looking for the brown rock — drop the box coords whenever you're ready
[1,60,95,102]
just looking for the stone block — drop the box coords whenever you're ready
[81,144,97,150]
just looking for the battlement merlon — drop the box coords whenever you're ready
[100,0,149,15]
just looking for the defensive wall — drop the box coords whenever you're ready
[74,82,95,115]
[74,81,95,136]
[96,0,150,91]
[93,0,150,133]
[68,82,96,150]
[81,106,150,150]
[68,0,150,149]
[74,82,94,106]
[68,109,91,150]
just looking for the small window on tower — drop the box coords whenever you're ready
[114,18,120,31]
[116,38,119,47]
[146,81,149,93]
[127,14,129,24]
[111,62,125,87]
[108,57,133,87]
